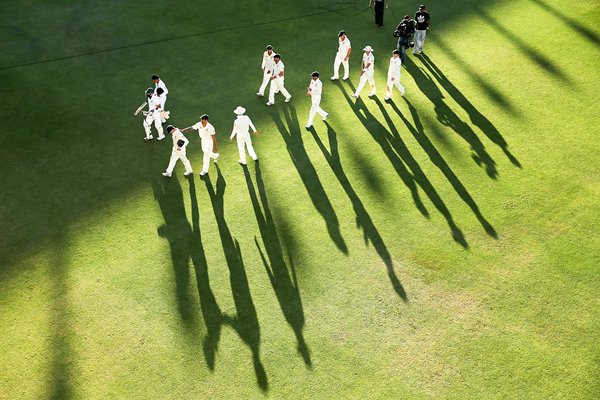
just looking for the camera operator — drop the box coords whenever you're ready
[393,15,414,64]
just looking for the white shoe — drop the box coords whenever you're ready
[266,102,274,106]
[285,96,292,103]
[322,114,328,121]
[199,171,207,176]
[184,171,193,176]
[384,96,391,101]
[401,89,405,96]
[330,76,338,81]
[144,136,152,142]
[342,76,349,81]
[238,160,247,165]
[252,157,258,162]
[162,172,172,177]
[256,92,263,96]
[213,153,219,163]
[157,135,165,141]
[305,124,312,129]
[368,93,376,97]
[351,94,358,98]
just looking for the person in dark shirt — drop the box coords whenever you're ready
[395,15,414,63]
[370,0,390,29]
[413,4,430,54]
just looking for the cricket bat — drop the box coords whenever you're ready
[134,102,147,116]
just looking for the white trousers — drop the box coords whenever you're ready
[258,70,271,95]
[166,149,193,174]
[386,75,405,97]
[354,71,376,96]
[200,139,218,173]
[333,54,349,79]
[307,96,328,126]
[268,77,291,103]
[143,111,164,138]
[236,134,257,163]
[414,30,427,52]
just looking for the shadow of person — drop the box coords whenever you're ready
[310,124,409,300]
[242,164,312,366]
[186,176,225,370]
[270,104,348,255]
[418,52,521,168]
[152,175,200,327]
[204,167,268,391]
[382,97,498,239]
[336,84,468,247]
[404,57,499,179]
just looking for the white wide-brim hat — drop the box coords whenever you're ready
[234,106,246,115]
[363,45,374,52]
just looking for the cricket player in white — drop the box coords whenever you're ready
[257,45,275,97]
[331,30,352,81]
[182,114,219,176]
[385,49,405,100]
[266,54,292,105]
[162,125,193,177]
[352,46,376,98]
[152,74,169,123]
[305,71,328,129]
[143,87,166,141]
[230,106,259,164]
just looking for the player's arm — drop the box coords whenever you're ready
[211,134,219,152]
[248,119,258,135]
[345,47,352,61]
[230,122,237,140]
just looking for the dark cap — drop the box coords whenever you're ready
[393,50,401,55]
[419,4,425,9]
[266,44,273,50]
[404,14,410,19]
[338,30,346,37]
[273,53,281,59]
[156,87,164,95]
[166,125,175,133]
[151,74,159,80]
[200,114,209,120]
[311,71,320,77]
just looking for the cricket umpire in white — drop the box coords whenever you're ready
[182,114,219,177]
[162,125,193,177]
[143,87,166,141]
[306,71,328,129]
[385,49,405,100]
[266,54,292,105]
[230,106,259,164]
[331,30,352,81]
[257,45,275,97]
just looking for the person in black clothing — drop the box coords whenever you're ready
[413,4,430,54]
[394,15,414,64]
[370,0,390,29]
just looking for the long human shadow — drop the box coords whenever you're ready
[424,35,518,114]
[309,124,409,300]
[404,58,499,179]
[187,176,225,370]
[242,164,312,366]
[474,7,573,85]
[270,105,348,255]
[529,0,600,45]
[204,168,268,391]
[331,81,430,218]
[381,97,498,238]
[418,49,521,168]
[335,82,467,247]
[152,175,199,328]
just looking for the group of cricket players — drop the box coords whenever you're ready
[138,30,410,179]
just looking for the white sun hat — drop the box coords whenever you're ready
[363,45,374,52]
[234,106,246,115]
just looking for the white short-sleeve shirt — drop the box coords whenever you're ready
[388,57,402,77]
[155,79,168,96]
[337,37,351,57]
[272,60,285,78]
[362,52,375,71]
[309,78,323,97]
[192,121,216,143]
[262,51,275,72]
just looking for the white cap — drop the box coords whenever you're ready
[234,106,246,115]
[363,45,374,52]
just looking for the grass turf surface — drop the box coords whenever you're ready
[1,0,599,398]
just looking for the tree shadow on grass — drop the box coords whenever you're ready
[417,51,521,168]
[309,124,409,300]
[270,105,348,255]
[404,58,499,179]
[335,81,468,247]
[242,164,312,366]
[529,0,599,46]
[204,168,268,392]
[381,97,498,238]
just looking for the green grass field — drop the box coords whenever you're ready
[1,0,599,398]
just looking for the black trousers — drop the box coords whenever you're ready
[374,2,384,27]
